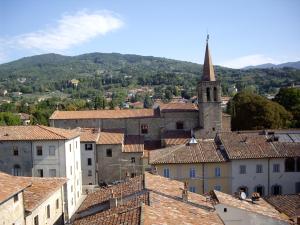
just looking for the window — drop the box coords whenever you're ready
[49,146,56,156]
[206,87,211,101]
[131,173,136,178]
[190,168,196,178]
[14,194,18,202]
[285,158,295,172]
[213,87,218,101]
[46,205,50,218]
[71,185,73,192]
[254,185,265,196]
[85,144,93,150]
[189,186,196,193]
[88,170,92,176]
[76,141,77,149]
[76,161,78,170]
[49,169,56,177]
[176,121,184,130]
[13,146,18,156]
[71,198,73,205]
[141,124,148,134]
[163,168,170,178]
[239,165,246,174]
[271,185,282,195]
[297,158,300,172]
[214,185,221,191]
[13,165,21,176]
[256,164,263,173]
[215,167,221,177]
[56,199,59,209]
[106,149,112,157]
[273,164,280,173]
[69,144,72,152]
[296,182,300,193]
[87,158,92,166]
[70,166,72,175]
[37,169,43,177]
[131,157,135,163]
[34,215,39,225]
[36,146,43,156]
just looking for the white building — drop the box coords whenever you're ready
[78,128,100,186]
[0,125,82,220]
[218,131,300,197]
[0,171,66,225]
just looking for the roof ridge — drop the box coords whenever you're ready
[37,125,69,139]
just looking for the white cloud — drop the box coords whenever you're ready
[4,10,123,52]
[219,54,281,69]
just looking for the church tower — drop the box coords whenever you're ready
[198,36,222,138]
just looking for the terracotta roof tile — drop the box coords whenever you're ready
[0,172,31,204]
[0,125,79,141]
[78,128,100,142]
[149,140,226,164]
[211,190,290,222]
[97,130,124,145]
[123,135,144,153]
[22,177,67,212]
[219,132,300,159]
[265,194,300,219]
[162,130,190,146]
[143,173,223,225]
[50,109,156,120]
[160,102,198,113]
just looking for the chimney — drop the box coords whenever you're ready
[109,190,117,208]
[151,166,158,175]
[125,171,130,182]
[182,181,189,202]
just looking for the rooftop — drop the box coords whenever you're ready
[265,194,300,220]
[78,128,100,142]
[159,102,198,113]
[149,140,226,164]
[97,130,125,145]
[211,190,290,223]
[50,108,156,120]
[162,130,191,146]
[123,135,144,153]
[218,132,300,160]
[0,172,31,204]
[0,125,79,141]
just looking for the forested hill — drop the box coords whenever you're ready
[0,52,299,95]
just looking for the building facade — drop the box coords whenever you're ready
[0,125,82,221]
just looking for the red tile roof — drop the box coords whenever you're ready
[162,130,190,146]
[97,130,125,145]
[149,140,226,164]
[123,135,144,153]
[78,128,100,142]
[218,132,300,159]
[265,194,300,219]
[210,190,290,222]
[0,172,31,204]
[159,102,198,113]
[0,125,79,141]
[50,109,156,120]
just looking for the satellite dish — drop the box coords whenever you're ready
[240,192,246,200]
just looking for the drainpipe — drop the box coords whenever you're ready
[202,163,205,194]
[268,158,270,196]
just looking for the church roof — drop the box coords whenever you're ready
[202,36,216,81]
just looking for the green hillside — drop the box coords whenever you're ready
[0,52,299,98]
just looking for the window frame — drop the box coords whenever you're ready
[106,149,112,157]
[87,158,92,166]
[141,124,148,134]
[85,143,93,150]
[189,168,196,178]
[13,146,18,156]
[176,121,184,130]
[256,164,263,173]
[36,146,43,156]
[46,204,50,219]
[273,164,280,173]
[163,168,170,178]
[49,146,56,156]
[215,167,221,177]
[239,165,246,174]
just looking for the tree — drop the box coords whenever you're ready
[228,91,292,130]
[143,94,153,108]
[0,112,21,125]
[274,87,300,127]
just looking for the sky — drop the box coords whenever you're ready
[0,0,300,68]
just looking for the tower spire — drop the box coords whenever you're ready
[202,35,216,81]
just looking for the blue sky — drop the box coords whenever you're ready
[0,0,299,68]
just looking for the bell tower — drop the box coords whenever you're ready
[198,35,222,138]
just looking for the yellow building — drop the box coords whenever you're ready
[149,138,231,194]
